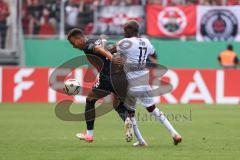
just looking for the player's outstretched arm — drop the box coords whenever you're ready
[149,52,158,64]
[94,46,124,65]
[94,46,113,61]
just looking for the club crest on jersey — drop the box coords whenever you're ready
[119,40,132,50]
[157,7,187,36]
[200,9,238,41]
[95,39,102,46]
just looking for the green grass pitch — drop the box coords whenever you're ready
[0,103,239,160]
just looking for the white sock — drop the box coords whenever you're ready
[130,117,145,143]
[87,130,93,136]
[151,108,178,137]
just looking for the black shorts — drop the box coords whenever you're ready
[92,70,128,101]
[92,73,115,95]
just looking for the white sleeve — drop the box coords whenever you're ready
[116,38,132,54]
[148,41,155,55]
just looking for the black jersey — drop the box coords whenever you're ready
[83,38,111,75]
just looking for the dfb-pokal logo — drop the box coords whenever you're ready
[157,7,187,36]
[200,9,238,41]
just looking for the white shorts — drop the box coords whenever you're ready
[124,75,155,110]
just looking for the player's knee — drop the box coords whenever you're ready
[86,96,97,105]
[85,97,96,114]
[146,105,156,113]
[113,98,121,109]
[114,102,123,112]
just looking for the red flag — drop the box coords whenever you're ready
[147,5,196,37]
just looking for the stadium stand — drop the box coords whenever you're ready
[20,0,240,37]
[0,0,22,65]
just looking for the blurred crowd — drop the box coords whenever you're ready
[0,0,9,48]
[22,0,60,36]
[148,0,240,5]
[19,0,240,36]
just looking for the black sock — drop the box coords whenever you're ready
[115,102,134,121]
[85,98,96,130]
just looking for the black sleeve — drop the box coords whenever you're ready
[84,42,95,53]
[84,39,102,53]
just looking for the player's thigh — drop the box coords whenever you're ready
[131,85,155,108]
[138,96,155,108]
[87,90,110,102]
[90,76,112,100]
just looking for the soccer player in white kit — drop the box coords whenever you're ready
[116,20,182,146]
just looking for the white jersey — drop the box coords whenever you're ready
[116,37,155,79]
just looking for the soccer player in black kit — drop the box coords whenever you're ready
[67,28,146,145]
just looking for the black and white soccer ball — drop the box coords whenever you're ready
[64,79,81,95]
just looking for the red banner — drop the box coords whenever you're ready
[147,5,196,37]
[0,67,240,104]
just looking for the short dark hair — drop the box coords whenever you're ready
[124,20,139,35]
[67,28,84,41]
[227,44,233,51]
